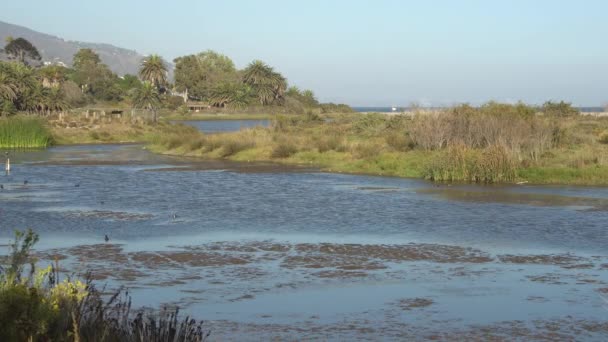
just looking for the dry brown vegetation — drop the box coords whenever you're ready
[143,103,608,184]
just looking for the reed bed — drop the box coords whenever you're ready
[0,116,53,148]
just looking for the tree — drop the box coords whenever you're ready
[173,50,238,101]
[3,37,41,65]
[139,54,167,91]
[72,48,101,70]
[242,60,287,105]
[209,82,252,109]
[133,81,161,123]
[70,49,122,101]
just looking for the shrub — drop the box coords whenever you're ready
[271,140,298,158]
[542,101,579,117]
[0,229,210,342]
[351,141,383,159]
[385,132,414,152]
[218,139,254,157]
[599,131,608,144]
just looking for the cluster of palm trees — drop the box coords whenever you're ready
[0,61,69,116]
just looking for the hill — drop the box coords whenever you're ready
[0,20,145,76]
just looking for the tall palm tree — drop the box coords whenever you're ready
[242,60,287,105]
[133,81,161,123]
[139,55,167,91]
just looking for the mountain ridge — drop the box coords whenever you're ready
[0,20,150,76]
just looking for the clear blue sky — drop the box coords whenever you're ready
[2,0,607,106]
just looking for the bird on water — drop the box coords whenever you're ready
[104,234,109,242]
[23,180,28,185]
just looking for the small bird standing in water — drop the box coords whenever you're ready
[0,184,3,190]
[104,234,109,242]
[23,180,28,185]
[172,213,178,220]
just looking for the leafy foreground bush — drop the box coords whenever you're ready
[0,229,210,342]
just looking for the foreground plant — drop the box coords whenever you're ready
[0,229,210,341]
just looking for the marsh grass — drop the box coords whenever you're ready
[0,116,53,148]
[150,106,608,185]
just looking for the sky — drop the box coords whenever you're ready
[2,0,607,106]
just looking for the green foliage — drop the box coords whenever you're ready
[0,230,210,341]
[173,50,239,101]
[542,101,579,117]
[70,49,123,102]
[164,95,186,110]
[0,116,53,148]
[139,54,168,90]
[3,37,41,65]
[424,145,517,183]
[133,81,162,122]
[209,82,252,109]
[320,103,354,113]
[242,60,287,105]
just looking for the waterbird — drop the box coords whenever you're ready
[23,180,28,185]
[0,184,3,190]
[172,213,178,220]
[104,234,109,242]
[75,183,80,188]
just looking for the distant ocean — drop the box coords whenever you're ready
[354,106,605,113]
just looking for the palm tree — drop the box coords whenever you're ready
[209,82,252,109]
[0,72,17,101]
[41,87,70,115]
[133,81,161,123]
[242,60,287,105]
[139,55,167,91]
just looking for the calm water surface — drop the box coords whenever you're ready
[1,143,607,340]
[178,119,270,133]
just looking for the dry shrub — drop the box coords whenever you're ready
[315,135,346,152]
[409,105,556,161]
[351,141,383,159]
[599,131,608,144]
[271,139,298,158]
[385,132,414,152]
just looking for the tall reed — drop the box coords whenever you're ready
[0,116,53,148]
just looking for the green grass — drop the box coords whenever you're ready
[0,116,53,148]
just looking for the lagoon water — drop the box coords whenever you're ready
[178,119,270,133]
[1,121,608,340]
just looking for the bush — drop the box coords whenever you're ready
[385,132,414,152]
[0,229,210,342]
[598,131,608,144]
[542,101,579,117]
[164,96,186,110]
[271,140,298,158]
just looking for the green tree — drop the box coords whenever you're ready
[70,49,122,101]
[173,50,238,101]
[209,82,252,109]
[133,81,161,123]
[242,60,287,105]
[139,54,167,91]
[3,37,41,65]
[72,48,101,70]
